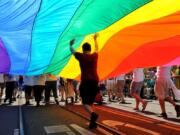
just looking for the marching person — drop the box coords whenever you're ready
[70,33,99,129]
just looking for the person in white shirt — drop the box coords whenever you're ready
[130,68,147,111]
[23,76,34,105]
[65,79,75,104]
[58,77,66,101]
[33,75,46,107]
[0,74,5,99]
[155,66,180,118]
[115,74,126,103]
[4,74,16,104]
[106,78,115,101]
[45,74,59,105]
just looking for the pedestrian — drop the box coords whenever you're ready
[130,68,147,112]
[65,79,75,104]
[115,74,126,104]
[58,77,65,101]
[33,75,46,107]
[23,76,34,105]
[154,66,180,118]
[72,80,79,103]
[4,74,16,104]
[16,75,24,98]
[0,74,5,100]
[106,78,115,102]
[69,33,99,129]
[45,74,59,105]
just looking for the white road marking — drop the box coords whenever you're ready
[13,129,19,135]
[44,125,71,134]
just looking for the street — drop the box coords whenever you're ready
[0,96,180,135]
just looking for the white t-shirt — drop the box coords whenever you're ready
[156,66,171,80]
[4,75,16,82]
[116,74,125,81]
[23,76,34,86]
[132,68,144,82]
[0,74,4,83]
[33,75,46,85]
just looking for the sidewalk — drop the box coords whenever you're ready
[103,96,180,125]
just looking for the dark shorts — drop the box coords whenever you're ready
[79,80,99,105]
[24,85,33,96]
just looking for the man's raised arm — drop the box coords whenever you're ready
[94,33,99,53]
[69,39,75,54]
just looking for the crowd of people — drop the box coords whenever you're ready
[0,66,180,122]
[0,33,180,129]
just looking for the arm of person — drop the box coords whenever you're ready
[69,39,76,54]
[94,33,99,53]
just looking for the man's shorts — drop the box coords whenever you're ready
[24,85,33,96]
[79,80,99,105]
[130,81,143,95]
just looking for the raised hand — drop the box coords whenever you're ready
[94,33,99,40]
[70,39,75,46]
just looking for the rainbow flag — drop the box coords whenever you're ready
[0,0,179,80]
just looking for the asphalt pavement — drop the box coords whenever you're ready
[0,94,180,135]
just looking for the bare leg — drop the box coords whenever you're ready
[84,104,99,129]
[120,92,125,102]
[84,104,94,115]
[107,89,112,101]
[60,88,65,101]
[165,97,176,107]
[132,93,141,109]
[159,98,166,113]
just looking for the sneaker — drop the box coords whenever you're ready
[89,112,98,129]
[175,105,180,117]
[142,101,148,112]
[160,113,167,118]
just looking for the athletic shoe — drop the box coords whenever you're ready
[89,112,99,129]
